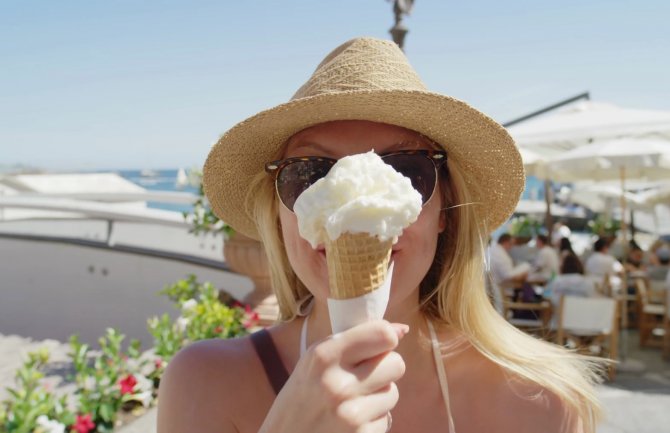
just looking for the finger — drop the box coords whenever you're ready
[336,383,399,429]
[357,414,391,433]
[329,321,401,366]
[351,351,405,395]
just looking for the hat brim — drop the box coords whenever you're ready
[203,89,525,240]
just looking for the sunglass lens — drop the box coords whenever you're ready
[382,154,436,204]
[276,160,332,211]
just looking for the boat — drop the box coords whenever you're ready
[0,172,253,347]
[175,167,189,189]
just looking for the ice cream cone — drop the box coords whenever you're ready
[325,232,393,300]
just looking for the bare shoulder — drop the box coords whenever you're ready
[443,334,581,433]
[157,335,271,433]
[481,361,582,432]
[489,371,581,433]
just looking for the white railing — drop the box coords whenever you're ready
[0,193,199,229]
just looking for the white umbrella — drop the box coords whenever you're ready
[548,137,670,242]
[519,147,553,180]
[548,138,670,183]
[639,184,670,206]
[546,137,670,372]
[567,184,650,214]
[509,101,670,155]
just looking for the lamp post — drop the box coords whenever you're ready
[388,0,414,51]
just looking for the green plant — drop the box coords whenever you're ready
[182,170,234,238]
[0,276,256,432]
[508,215,542,238]
[0,349,74,433]
[147,275,258,363]
[69,329,152,433]
[587,215,620,237]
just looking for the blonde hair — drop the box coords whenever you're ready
[245,137,604,432]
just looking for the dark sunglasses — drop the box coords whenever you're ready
[265,150,448,212]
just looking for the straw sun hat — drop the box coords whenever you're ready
[204,37,525,240]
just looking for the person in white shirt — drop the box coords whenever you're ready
[551,220,572,248]
[529,234,560,283]
[488,233,530,288]
[584,238,624,293]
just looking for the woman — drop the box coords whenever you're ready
[158,37,603,433]
[559,237,575,261]
[547,253,599,319]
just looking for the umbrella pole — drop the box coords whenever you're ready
[615,164,646,372]
[620,166,628,246]
[544,179,553,238]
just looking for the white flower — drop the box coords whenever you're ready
[83,376,96,391]
[135,390,154,408]
[176,317,190,332]
[125,357,140,373]
[36,415,66,433]
[135,374,153,394]
[140,360,156,377]
[181,298,198,313]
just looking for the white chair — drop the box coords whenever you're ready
[557,295,618,379]
[634,278,666,347]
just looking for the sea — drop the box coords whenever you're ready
[118,168,547,215]
[117,169,199,214]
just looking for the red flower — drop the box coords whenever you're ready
[155,358,163,369]
[214,325,223,334]
[73,414,96,433]
[244,304,252,314]
[119,374,137,395]
[244,311,260,329]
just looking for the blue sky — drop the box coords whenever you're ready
[1,0,668,171]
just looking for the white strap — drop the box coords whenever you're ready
[428,320,456,433]
[300,315,308,357]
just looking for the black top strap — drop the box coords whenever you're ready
[250,329,290,395]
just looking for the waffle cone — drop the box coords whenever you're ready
[325,232,393,300]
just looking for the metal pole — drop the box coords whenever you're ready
[503,92,590,128]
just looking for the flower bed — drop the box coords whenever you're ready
[0,275,258,433]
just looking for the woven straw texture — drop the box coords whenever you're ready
[325,233,393,300]
[203,37,525,240]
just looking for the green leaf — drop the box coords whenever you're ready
[99,402,114,422]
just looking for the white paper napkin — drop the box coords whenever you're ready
[327,262,394,334]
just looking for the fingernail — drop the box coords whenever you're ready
[392,323,410,338]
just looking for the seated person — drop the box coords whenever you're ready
[488,233,531,292]
[648,239,670,266]
[551,220,571,248]
[624,243,649,293]
[623,242,647,275]
[584,237,624,294]
[648,253,670,282]
[546,253,599,324]
[558,237,575,261]
[509,236,537,265]
[528,234,560,283]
